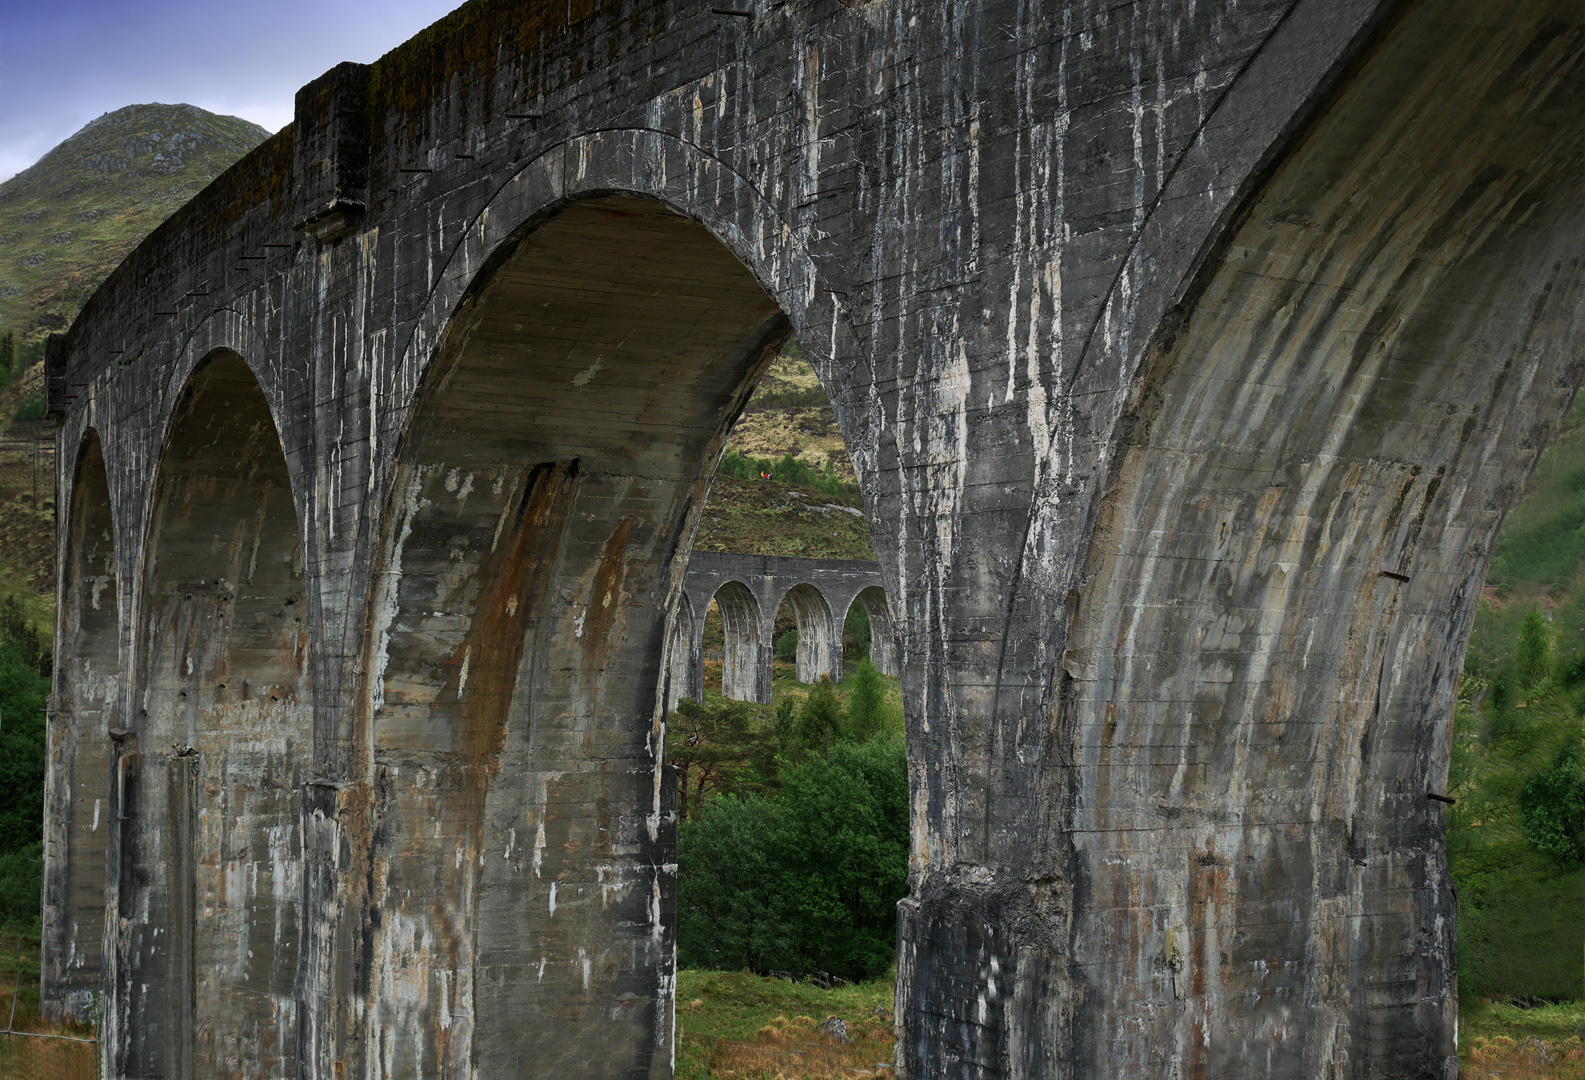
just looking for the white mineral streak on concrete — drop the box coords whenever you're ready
[369,467,430,717]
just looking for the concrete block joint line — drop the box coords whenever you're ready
[39,0,1585,1076]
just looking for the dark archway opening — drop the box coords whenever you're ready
[362,194,789,1076]
[123,353,309,1080]
[42,430,118,1022]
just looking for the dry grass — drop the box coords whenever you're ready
[0,927,97,1080]
[1464,1033,1585,1079]
[1462,1001,1585,1079]
[676,970,894,1079]
[679,1015,895,1079]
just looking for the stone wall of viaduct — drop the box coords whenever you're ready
[41,0,1585,1076]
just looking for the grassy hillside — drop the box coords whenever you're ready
[0,103,269,343]
[696,343,876,561]
[1453,395,1585,1015]
[0,103,268,623]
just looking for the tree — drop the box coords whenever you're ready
[676,735,908,980]
[845,660,886,741]
[1520,742,1585,866]
[667,695,776,820]
[791,677,844,754]
[0,635,48,925]
[843,602,870,660]
[676,793,794,972]
[0,330,13,377]
[1516,606,1552,691]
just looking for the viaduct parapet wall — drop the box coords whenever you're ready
[41,0,1585,1076]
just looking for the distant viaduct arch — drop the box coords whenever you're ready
[666,551,898,710]
[40,0,1585,1077]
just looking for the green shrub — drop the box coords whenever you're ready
[0,637,49,927]
[0,596,48,679]
[775,628,798,663]
[1520,743,1585,866]
[676,736,907,981]
[718,448,859,502]
[0,844,41,927]
[13,393,46,423]
[1516,607,1552,691]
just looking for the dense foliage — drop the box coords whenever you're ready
[0,596,50,926]
[675,665,907,981]
[1519,743,1585,867]
[1452,400,1585,1002]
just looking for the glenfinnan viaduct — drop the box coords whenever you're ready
[39,0,1585,1076]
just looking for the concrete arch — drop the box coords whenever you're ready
[664,591,700,714]
[1046,4,1585,1077]
[846,585,898,678]
[42,430,119,1022]
[358,193,787,1077]
[708,580,765,703]
[777,582,839,685]
[122,351,311,1080]
[58,0,1565,1072]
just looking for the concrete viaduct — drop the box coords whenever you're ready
[669,551,896,707]
[40,0,1585,1076]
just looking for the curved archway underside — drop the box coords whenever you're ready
[779,582,839,685]
[121,354,311,1080]
[43,432,118,1022]
[849,585,898,678]
[1055,3,1585,1076]
[710,580,764,702]
[361,195,786,1077]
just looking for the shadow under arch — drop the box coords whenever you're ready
[845,584,898,678]
[358,193,789,1076]
[42,429,119,1022]
[120,351,311,1080]
[778,582,839,685]
[709,580,765,702]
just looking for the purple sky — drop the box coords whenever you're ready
[0,0,466,183]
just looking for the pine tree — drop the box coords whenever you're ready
[1516,606,1552,691]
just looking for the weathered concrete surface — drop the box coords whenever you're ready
[42,0,1585,1076]
[674,551,895,708]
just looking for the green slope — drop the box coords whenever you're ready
[0,103,270,343]
[698,346,876,561]
[1455,395,1585,1005]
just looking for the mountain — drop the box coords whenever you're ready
[0,104,271,341]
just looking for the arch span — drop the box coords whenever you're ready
[359,194,786,1076]
[42,430,118,1022]
[1047,3,1585,1076]
[847,585,898,678]
[120,353,310,1080]
[709,580,765,703]
[778,582,838,685]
